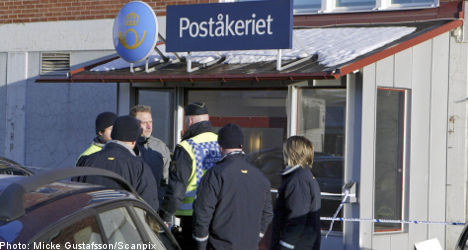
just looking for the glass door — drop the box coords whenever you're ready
[297,88,347,233]
[137,89,175,149]
[187,89,288,188]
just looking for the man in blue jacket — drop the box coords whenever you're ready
[192,123,273,250]
[76,115,159,211]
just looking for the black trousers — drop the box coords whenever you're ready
[174,216,196,250]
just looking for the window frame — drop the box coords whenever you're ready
[231,0,440,15]
[295,85,347,233]
[373,87,410,234]
[136,88,176,150]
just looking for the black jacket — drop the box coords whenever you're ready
[160,121,216,221]
[134,136,165,203]
[271,166,321,250]
[76,141,159,211]
[193,152,273,250]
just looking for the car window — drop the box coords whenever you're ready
[133,207,177,250]
[47,215,103,248]
[98,207,143,245]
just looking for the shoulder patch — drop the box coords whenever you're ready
[107,157,115,161]
[241,169,248,174]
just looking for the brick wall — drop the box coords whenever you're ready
[0,0,218,24]
[0,0,460,24]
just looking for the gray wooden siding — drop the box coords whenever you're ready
[360,63,377,249]
[343,73,362,249]
[428,33,449,246]
[408,39,432,246]
[360,32,455,250]
[446,31,468,249]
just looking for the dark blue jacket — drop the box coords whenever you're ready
[271,166,321,250]
[193,152,273,250]
[76,141,159,211]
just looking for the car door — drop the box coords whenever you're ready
[34,201,180,250]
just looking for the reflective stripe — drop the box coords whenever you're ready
[193,234,209,242]
[259,232,264,238]
[176,132,220,215]
[179,202,193,210]
[280,240,295,249]
[281,165,301,175]
[186,190,196,197]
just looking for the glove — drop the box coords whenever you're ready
[195,240,207,250]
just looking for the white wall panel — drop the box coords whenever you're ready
[408,39,432,246]
[390,233,409,250]
[394,49,413,89]
[376,56,394,88]
[428,33,449,247]
[446,32,468,249]
[373,235,391,250]
[0,17,167,52]
[360,64,377,249]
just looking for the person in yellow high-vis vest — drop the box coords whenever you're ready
[160,102,221,250]
[76,112,117,164]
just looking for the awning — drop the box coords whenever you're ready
[37,19,463,84]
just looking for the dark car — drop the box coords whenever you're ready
[247,147,344,192]
[0,167,180,250]
[247,147,344,231]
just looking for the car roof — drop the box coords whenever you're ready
[0,168,146,244]
[0,167,139,222]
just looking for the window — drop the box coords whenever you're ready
[98,207,144,245]
[133,207,178,250]
[45,216,103,249]
[335,0,374,8]
[188,89,288,190]
[297,88,346,231]
[137,89,175,149]
[374,88,409,232]
[236,0,437,14]
[293,0,321,12]
[187,90,288,154]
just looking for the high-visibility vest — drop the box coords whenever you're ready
[76,142,103,164]
[175,132,221,216]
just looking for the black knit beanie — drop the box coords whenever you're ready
[111,115,142,142]
[185,102,208,116]
[218,123,244,149]
[95,112,117,134]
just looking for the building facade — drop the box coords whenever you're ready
[1,0,468,249]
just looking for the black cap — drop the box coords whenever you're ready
[218,123,244,149]
[111,115,142,142]
[96,112,117,134]
[185,102,208,116]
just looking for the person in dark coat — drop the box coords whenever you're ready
[271,136,321,250]
[192,123,273,250]
[76,115,159,211]
[160,102,221,249]
[130,105,170,203]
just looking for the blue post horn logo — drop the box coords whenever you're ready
[113,1,158,63]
